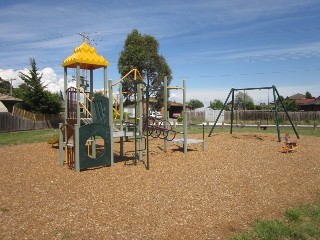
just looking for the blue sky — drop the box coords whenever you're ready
[1,0,320,106]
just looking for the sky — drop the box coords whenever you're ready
[1,0,320,107]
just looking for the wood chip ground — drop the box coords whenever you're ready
[1,132,320,239]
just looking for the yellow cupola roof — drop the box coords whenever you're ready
[62,42,109,70]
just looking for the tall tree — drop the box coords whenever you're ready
[0,79,11,94]
[305,91,313,99]
[209,99,223,109]
[17,58,62,114]
[118,29,172,110]
[276,96,300,112]
[188,99,204,109]
[234,91,254,110]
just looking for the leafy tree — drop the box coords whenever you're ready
[276,95,300,112]
[188,99,204,109]
[305,91,312,99]
[17,58,62,114]
[246,100,255,110]
[234,91,254,110]
[118,29,172,110]
[209,99,224,109]
[0,79,11,94]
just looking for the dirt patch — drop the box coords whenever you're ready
[1,132,320,239]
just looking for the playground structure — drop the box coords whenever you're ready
[58,41,205,172]
[59,41,150,172]
[208,86,300,142]
[163,77,205,154]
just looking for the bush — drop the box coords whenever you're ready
[177,116,183,123]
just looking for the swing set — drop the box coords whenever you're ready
[208,85,300,142]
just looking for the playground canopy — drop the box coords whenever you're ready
[62,42,109,70]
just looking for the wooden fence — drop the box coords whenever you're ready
[225,110,320,124]
[186,109,320,124]
[0,107,63,132]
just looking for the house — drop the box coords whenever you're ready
[288,93,317,111]
[0,93,22,112]
[300,97,320,111]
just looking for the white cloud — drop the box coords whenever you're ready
[40,67,64,93]
[0,67,64,93]
[0,68,24,87]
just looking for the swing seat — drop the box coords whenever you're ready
[281,141,300,153]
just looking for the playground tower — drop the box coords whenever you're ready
[60,42,112,172]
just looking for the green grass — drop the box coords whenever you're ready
[0,129,57,146]
[230,194,320,240]
[0,124,319,147]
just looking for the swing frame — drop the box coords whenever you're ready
[208,85,300,142]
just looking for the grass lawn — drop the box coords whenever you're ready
[0,124,319,147]
[230,194,320,240]
[0,129,57,146]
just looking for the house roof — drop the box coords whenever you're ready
[62,42,109,70]
[289,93,305,100]
[0,93,22,102]
[303,97,320,106]
[295,98,316,105]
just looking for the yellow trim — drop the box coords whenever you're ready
[167,86,184,90]
[78,88,92,103]
[78,101,92,117]
[112,69,144,86]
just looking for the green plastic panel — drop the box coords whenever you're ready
[92,96,109,125]
[79,123,111,170]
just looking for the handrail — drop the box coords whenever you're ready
[78,88,92,103]
[112,68,144,87]
[78,101,92,117]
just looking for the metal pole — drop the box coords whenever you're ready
[164,76,168,152]
[119,83,124,159]
[272,86,281,142]
[90,69,93,99]
[138,82,143,161]
[231,89,235,134]
[183,80,187,154]
[108,79,114,166]
[202,124,205,151]
[76,64,81,126]
[75,124,80,172]
[59,123,64,166]
[146,79,150,170]
[208,88,233,137]
[274,86,300,139]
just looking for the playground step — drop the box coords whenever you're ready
[81,118,92,125]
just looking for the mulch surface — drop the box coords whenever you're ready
[1,132,320,239]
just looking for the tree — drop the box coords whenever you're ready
[17,58,62,114]
[306,91,313,99]
[0,79,11,94]
[276,95,300,112]
[188,99,204,109]
[234,91,254,110]
[118,29,172,110]
[209,99,223,109]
